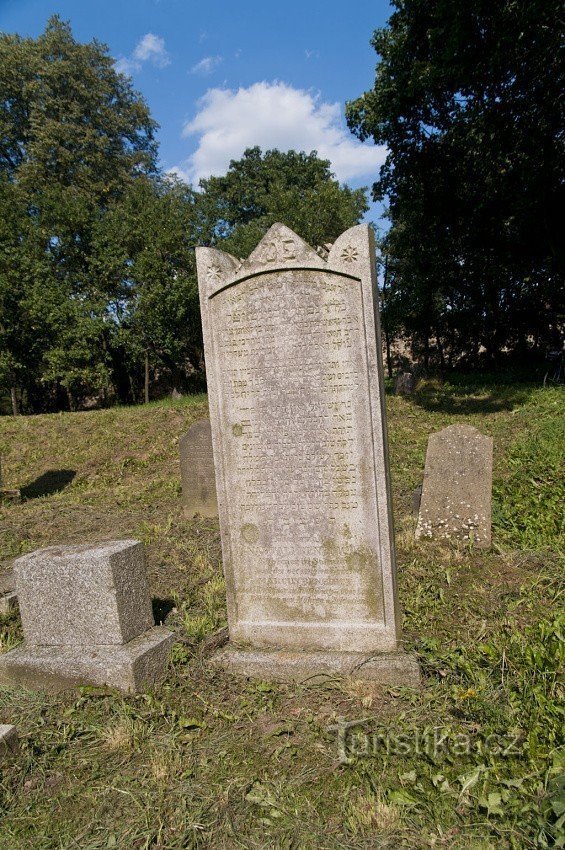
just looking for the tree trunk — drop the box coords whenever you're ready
[436,330,446,374]
[10,386,19,417]
[385,330,393,379]
[144,349,150,404]
[66,387,75,412]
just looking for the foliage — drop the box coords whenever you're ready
[347,0,564,367]
[0,376,563,847]
[196,146,368,259]
[0,18,368,412]
[0,16,157,412]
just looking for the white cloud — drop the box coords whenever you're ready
[115,32,170,76]
[134,33,170,68]
[172,81,386,185]
[190,55,223,75]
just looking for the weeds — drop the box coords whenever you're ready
[0,378,563,849]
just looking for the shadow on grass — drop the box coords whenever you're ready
[408,374,538,415]
[21,470,76,500]
[152,597,176,625]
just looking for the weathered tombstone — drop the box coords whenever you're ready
[179,419,218,518]
[0,569,17,616]
[416,424,493,547]
[394,372,416,396]
[196,223,419,684]
[0,725,18,759]
[0,540,173,692]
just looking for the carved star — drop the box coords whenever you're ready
[207,264,222,281]
[340,245,358,263]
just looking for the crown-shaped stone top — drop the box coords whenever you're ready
[240,223,327,274]
[196,223,375,300]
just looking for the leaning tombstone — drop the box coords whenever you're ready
[0,540,173,692]
[416,424,493,548]
[196,223,419,684]
[179,419,218,518]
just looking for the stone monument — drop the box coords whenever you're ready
[0,569,17,616]
[179,419,218,518]
[416,424,493,547]
[0,540,173,692]
[0,724,18,760]
[196,223,419,684]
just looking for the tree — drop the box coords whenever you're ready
[196,147,369,258]
[91,176,202,402]
[347,0,564,366]
[0,16,157,411]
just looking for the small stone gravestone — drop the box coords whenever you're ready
[416,424,493,547]
[0,725,18,760]
[179,419,218,518]
[0,569,17,616]
[394,372,416,395]
[0,540,173,692]
[196,223,419,684]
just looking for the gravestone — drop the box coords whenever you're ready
[416,424,493,548]
[196,223,419,684]
[179,419,218,518]
[394,372,416,395]
[0,725,18,760]
[0,540,173,692]
[0,569,17,616]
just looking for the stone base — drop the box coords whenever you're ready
[211,645,420,686]
[0,627,173,693]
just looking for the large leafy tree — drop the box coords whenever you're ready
[196,147,369,259]
[347,0,564,366]
[91,176,202,402]
[0,16,157,411]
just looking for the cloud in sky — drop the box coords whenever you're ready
[190,55,223,75]
[168,81,386,185]
[115,33,170,75]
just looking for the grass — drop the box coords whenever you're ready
[0,378,563,849]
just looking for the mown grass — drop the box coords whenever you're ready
[0,378,563,849]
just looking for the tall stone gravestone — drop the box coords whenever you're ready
[196,223,418,683]
[179,419,218,518]
[416,424,493,548]
[0,540,173,692]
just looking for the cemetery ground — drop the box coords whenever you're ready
[0,376,563,850]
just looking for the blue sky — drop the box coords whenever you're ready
[0,0,392,225]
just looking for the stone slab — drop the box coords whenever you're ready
[0,627,173,693]
[13,540,154,646]
[212,646,420,686]
[0,592,18,616]
[416,424,493,547]
[196,223,406,665]
[0,724,18,758]
[179,419,218,518]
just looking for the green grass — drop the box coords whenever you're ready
[0,378,563,849]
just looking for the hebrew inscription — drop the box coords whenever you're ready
[197,224,401,653]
